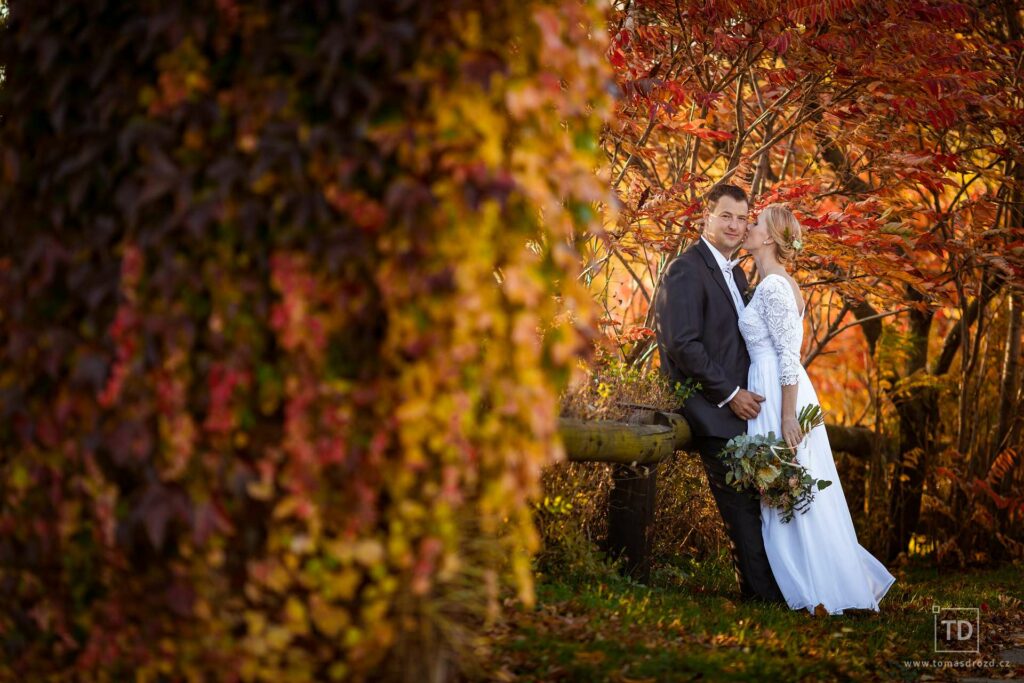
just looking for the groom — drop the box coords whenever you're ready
[654,184,785,604]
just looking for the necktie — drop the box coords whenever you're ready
[722,261,744,310]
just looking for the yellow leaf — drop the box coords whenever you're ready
[310,596,350,638]
[353,539,385,566]
[574,650,606,664]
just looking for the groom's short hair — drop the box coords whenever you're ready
[705,184,748,211]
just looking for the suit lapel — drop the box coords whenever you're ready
[733,266,750,305]
[695,238,741,318]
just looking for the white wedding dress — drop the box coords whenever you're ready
[738,274,895,615]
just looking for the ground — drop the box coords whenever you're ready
[484,553,1024,682]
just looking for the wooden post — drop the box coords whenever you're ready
[605,461,657,583]
[559,411,687,584]
[606,409,671,585]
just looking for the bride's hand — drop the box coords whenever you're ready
[782,417,803,450]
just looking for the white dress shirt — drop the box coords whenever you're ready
[700,235,744,407]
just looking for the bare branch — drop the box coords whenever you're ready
[804,307,910,368]
[614,114,659,188]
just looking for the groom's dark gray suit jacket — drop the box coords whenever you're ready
[654,238,750,440]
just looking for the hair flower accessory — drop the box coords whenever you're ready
[792,238,803,252]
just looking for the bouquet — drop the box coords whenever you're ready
[717,404,833,523]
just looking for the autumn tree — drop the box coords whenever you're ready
[592,0,1024,561]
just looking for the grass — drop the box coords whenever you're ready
[483,552,1024,682]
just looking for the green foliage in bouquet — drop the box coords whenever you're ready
[717,404,832,523]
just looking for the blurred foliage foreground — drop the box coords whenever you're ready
[0,1,613,681]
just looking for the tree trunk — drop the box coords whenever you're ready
[997,299,1022,439]
[886,385,938,561]
[995,270,1023,457]
[885,299,936,561]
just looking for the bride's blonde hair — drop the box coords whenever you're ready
[760,204,803,263]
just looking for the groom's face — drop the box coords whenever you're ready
[705,195,750,253]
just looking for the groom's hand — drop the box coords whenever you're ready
[728,389,765,420]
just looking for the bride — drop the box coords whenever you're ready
[737,203,896,615]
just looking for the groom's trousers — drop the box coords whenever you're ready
[694,435,786,604]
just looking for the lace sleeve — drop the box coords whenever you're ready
[754,276,802,386]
